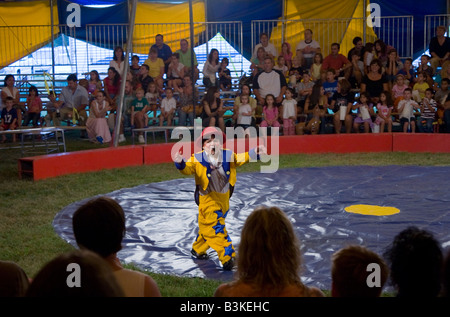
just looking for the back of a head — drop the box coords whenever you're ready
[331,245,388,297]
[0,261,30,297]
[443,251,450,297]
[384,226,443,297]
[26,249,124,297]
[237,206,302,290]
[72,196,125,258]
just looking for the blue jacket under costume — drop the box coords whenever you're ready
[175,147,259,265]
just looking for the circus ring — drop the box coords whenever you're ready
[28,133,450,292]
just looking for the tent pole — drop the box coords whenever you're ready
[363,0,367,45]
[50,0,56,88]
[281,0,286,43]
[113,0,137,147]
[189,0,196,118]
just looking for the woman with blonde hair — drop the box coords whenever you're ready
[214,206,324,297]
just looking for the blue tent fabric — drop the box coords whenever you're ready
[375,0,447,60]
[53,165,450,291]
[206,0,283,60]
[54,0,446,60]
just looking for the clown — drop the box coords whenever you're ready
[174,127,266,270]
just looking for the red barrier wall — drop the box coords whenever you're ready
[18,133,450,181]
[392,133,450,153]
[19,145,144,181]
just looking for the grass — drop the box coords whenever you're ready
[1,131,449,297]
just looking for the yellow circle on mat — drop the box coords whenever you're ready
[345,204,400,216]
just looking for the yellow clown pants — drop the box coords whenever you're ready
[192,190,235,265]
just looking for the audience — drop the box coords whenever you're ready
[383,226,443,297]
[214,206,324,297]
[0,260,30,297]
[9,28,450,139]
[26,249,125,297]
[331,245,389,297]
[72,196,161,297]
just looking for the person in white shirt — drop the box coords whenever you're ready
[253,57,288,106]
[296,29,321,69]
[252,32,278,61]
[397,88,420,133]
[159,87,177,126]
[237,94,253,130]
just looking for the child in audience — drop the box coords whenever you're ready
[260,94,280,128]
[88,70,102,97]
[418,88,437,133]
[397,58,415,86]
[392,74,408,110]
[417,54,434,87]
[130,55,141,77]
[352,92,374,133]
[330,79,354,134]
[131,88,150,143]
[167,53,185,92]
[434,78,449,122]
[44,91,63,127]
[218,57,232,91]
[281,88,297,135]
[0,97,18,143]
[23,86,42,127]
[159,87,177,127]
[295,71,314,112]
[397,88,420,133]
[288,55,304,87]
[86,90,112,144]
[274,56,289,77]
[310,53,323,82]
[281,42,293,69]
[323,68,338,103]
[412,71,430,103]
[145,82,160,125]
[236,94,252,132]
[375,91,393,133]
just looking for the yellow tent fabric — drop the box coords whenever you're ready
[0,1,59,69]
[270,0,378,58]
[133,0,206,55]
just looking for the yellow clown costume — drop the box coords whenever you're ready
[175,128,260,270]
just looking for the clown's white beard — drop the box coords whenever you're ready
[205,147,221,167]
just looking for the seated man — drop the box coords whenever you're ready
[59,74,89,137]
[176,39,200,81]
[429,25,450,74]
[149,34,173,74]
[322,43,352,80]
[253,56,287,106]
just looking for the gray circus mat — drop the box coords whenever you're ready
[53,165,450,291]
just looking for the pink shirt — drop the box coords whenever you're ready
[392,84,408,99]
[263,106,278,121]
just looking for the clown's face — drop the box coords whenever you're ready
[203,135,222,158]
